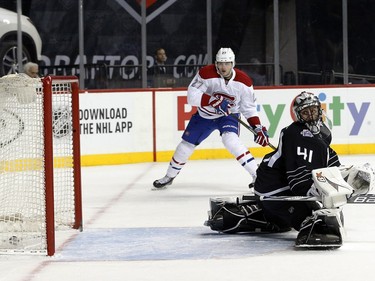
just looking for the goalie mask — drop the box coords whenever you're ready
[291,91,323,134]
[215,48,235,79]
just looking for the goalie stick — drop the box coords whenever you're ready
[242,194,375,204]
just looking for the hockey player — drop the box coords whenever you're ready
[251,91,342,247]
[153,47,269,189]
[205,91,374,248]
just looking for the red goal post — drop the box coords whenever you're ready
[0,75,82,256]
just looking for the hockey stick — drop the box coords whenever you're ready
[242,194,375,204]
[219,108,277,150]
[228,114,277,150]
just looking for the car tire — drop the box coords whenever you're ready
[0,41,32,76]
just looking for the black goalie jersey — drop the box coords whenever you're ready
[254,121,341,197]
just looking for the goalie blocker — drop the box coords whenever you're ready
[205,163,375,249]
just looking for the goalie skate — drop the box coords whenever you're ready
[295,233,342,249]
[295,209,343,249]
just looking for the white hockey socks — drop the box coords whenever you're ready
[222,132,258,181]
[166,140,196,178]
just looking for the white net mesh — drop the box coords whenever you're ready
[51,82,76,230]
[0,74,40,105]
[0,75,79,255]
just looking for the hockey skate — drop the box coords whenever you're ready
[295,209,343,249]
[152,175,174,190]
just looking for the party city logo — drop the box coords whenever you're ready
[317,92,370,135]
[259,92,370,137]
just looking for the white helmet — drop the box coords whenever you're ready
[291,91,323,134]
[215,48,235,67]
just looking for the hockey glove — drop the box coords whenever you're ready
[247,116,269,147]
[340,163,375,195]
[310,167,354,208]
[253,125,269,147]
[209,96,231,115]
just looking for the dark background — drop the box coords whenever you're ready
[1,0,374,88]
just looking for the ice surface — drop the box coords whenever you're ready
[0,155,374,281]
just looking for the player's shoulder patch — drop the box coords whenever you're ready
[199,65,220,79]
[300,129,314,138]
[288,120,314,138]
[233,68,253,87]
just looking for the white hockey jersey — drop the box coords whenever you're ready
[187,64,259,120]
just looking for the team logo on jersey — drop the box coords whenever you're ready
[212,92,235,106]
[315,172,326,183]
[300,129,313,138]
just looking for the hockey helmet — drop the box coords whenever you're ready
[215,48,235,67]
[291,91,323,134]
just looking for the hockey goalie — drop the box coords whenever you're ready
[205,91,375,249]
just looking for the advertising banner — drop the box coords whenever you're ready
[79,86,375,165]
[79,91,153,156]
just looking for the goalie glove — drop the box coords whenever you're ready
[340,163,375,195]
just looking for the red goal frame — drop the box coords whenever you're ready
[43,76,83,256]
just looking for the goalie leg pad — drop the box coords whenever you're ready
[295,208,344,249]
[204,197,287,234]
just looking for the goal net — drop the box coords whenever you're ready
[0,74,82,256]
